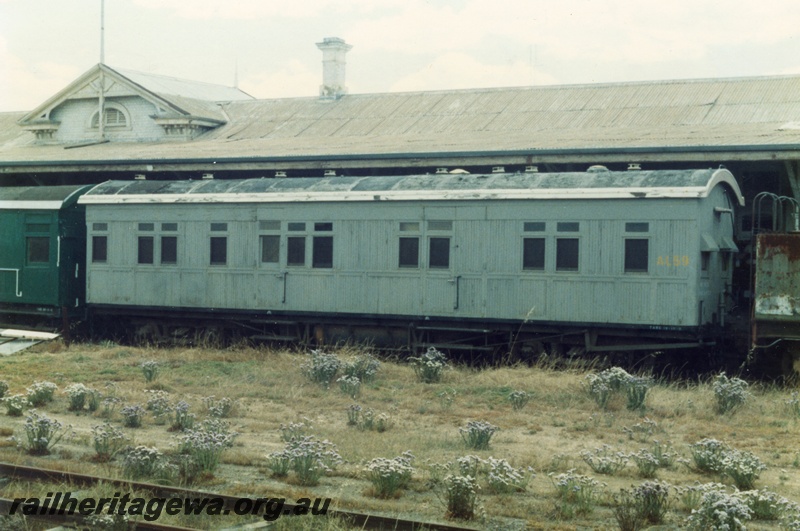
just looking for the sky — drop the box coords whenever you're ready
[1,0,800,112]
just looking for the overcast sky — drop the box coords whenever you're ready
[2,0,800,112]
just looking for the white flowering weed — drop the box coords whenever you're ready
[15,410,72,455]
[580,444,629,475]
[459,420,498,450]
[365,451,415,498]
[713,373,749,414]
[409,347,448,383]
[26,381,57,407]
[3,393,28,416]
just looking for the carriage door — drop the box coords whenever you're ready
[422,217,459,315]
[256,220,285,307]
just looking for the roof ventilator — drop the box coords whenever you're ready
[524,165,539,173]
[202,173,214,180]
[435,167,448,174]
[275,171,287,177]
[134,174,146,180]
[628,163,641,171]
[492,166,505,173]
[587,165,609,172]
[324,170,336,177]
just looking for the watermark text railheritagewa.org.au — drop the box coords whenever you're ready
[8,492,331,522]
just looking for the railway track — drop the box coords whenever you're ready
[0,462,481,531]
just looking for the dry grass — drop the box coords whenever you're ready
[0,342,798,529]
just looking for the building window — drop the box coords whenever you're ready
[260,235,280,264]
[161,236,177,265]
[90,106,128,129]
[399,237,419,268]
[138,236,154,264]
[287,237,306,266]
[92,236,107,263]
[429,237,450,268]
[556,238,579,271]
[210,237,227,265]
[701,252,710,273]
[624,239,649,273]
[26,237,49,264]
[523,238,545,270]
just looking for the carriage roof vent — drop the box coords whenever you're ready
[324,169,336,177]
[628,163,641,171]
[587,165,609,173]
[492,166,505,173]
[435,167,448,174]
[202,173,214,180]
[524,165,538,173]
[134,174,146,180]
[275,171,287,177]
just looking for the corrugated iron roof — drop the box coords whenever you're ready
[5,75,800,168]
[116,68,252,102]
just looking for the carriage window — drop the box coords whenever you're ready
[288,222,305,232]
[624,239,649,273]
[161,236,177,265]
[260,235,280,264]
[524,222,545,232]
[625,222,649,233]
[523,238,545,270]
[400,222,420,232]
[92,223,108,232]
[210,223,227,232]
[259,221,280,231]
[556,238,579,271]
[162,223,178,232]
[701,252,710,273]
[312,236,333,268]
[399,237,420,268]
[287,237,306,266]
[92,236,107,263]
[210,237,227,265]
[314,222,333,232]
[138,223,155,232]
[429,237,450,268]
[428,221,453,231]
[26,237,49,264]
[557,222,580,232]
[138,237,154,264]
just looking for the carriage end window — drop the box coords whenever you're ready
[92,236,107,263]
[26,237,50,264]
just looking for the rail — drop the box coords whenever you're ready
[0,462,479,531]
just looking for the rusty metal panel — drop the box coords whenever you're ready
[754,233,800,323]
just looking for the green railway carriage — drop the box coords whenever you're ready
[79,168,743,351]
[0,185,92,324]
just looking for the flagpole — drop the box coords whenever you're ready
[98,0,105,139]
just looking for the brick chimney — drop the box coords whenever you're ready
[316,37,352,99]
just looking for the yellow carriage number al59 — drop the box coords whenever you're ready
[656,255,690,266]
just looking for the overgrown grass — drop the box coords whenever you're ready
[0,342,798,529]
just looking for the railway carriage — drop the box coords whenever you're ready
[78,167,743,352]
[0,185,92,326]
